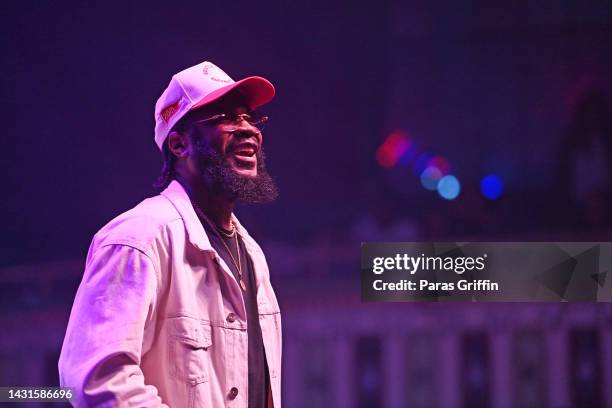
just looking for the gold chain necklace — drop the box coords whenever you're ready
[217,225,236,238]
[192,203,247,292]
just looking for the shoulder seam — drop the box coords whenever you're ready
[98,240,154,259]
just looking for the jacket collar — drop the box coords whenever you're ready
[160,180,260,254]
[160,180,213,252]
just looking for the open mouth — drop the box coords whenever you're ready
[231,143,258,168]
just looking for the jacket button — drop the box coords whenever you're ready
[226,313,237,323]
[228,387,239,399]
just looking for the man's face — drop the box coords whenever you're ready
[182,101,278,203]
[190,105,263,179]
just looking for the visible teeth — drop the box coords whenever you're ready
[235,148,254,156]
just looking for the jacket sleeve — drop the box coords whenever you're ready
[58,243,168,407]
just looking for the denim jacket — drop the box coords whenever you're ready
[58,180,282,407]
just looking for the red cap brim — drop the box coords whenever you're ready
[191,76,275,111]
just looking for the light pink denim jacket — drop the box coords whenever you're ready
[58,180,282,407]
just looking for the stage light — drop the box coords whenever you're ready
[398,144,417,165]
[481,174,503,200]
[427,155,450,175]
[376,131,411,168]
[376,145,396,168]
[420,166,443,191]
[437,175,461,200]
[414,153,432,175]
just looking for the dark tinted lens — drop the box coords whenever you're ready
[248,112,268,130]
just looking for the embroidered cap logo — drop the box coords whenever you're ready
[161,100,180,123]
[202,62,232,84]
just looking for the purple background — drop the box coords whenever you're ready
[1,1,612,407]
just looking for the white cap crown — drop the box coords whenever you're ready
[154,61,274,150]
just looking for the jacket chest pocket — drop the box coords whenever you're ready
[167,316,213,385]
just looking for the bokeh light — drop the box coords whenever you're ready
[427,156,450,175]
[437,175,461,200]
[376,131,411,168]
[414,153,432,175]
[481,174,503,200]
[420,166,443,191]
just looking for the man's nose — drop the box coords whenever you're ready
[233,122,262,141]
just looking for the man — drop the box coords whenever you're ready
[58,61,282,408]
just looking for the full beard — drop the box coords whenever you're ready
[194,143,279,204]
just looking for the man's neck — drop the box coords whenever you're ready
[176,176,235,230]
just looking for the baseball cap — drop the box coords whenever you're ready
[154,61,275,150]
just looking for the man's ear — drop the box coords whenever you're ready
[167,130,191,158]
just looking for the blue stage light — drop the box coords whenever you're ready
[481,174,503,200]
[437,175,461,200]
[414,153,432,175]
[420,166,443,191]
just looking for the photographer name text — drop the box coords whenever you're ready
[373,279,499,292]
